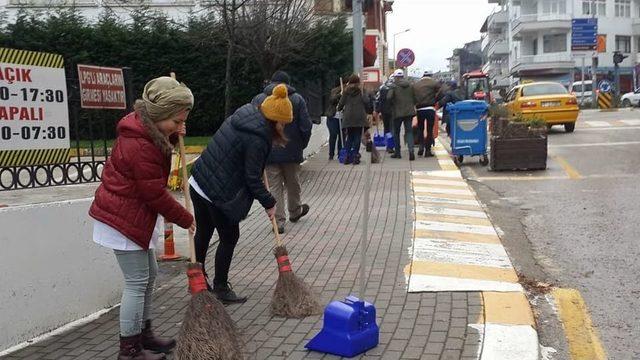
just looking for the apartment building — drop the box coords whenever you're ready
[482,0,640,92]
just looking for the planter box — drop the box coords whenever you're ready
[490,135,547,171]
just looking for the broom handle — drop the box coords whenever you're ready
[262,172,283,247]
[170,72,197,263]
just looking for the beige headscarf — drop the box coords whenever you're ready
[142,76,194,122]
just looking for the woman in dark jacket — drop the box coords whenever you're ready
[90,76,195,360]
[338,74,372,165]
[189,84,292,303]
[325,78,344,160]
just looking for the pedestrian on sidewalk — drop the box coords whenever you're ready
[375,78,395,153]
[387,69,417,160]
[325,78,344,160]
[437,80,464,136]
[337,73,373,165]
[252,71,312,234]
[189,84,291,304]
[89,76,196,360]
[412,70,442,157]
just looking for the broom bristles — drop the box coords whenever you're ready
[271,246,322,318]
[176,264,244,360]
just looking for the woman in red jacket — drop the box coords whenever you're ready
[89,76,195,360]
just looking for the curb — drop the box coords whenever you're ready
[405,137,540,359]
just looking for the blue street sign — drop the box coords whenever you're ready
[572,18,598,51]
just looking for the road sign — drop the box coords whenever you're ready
[598,80,611,93]
[571,18,598,51]
[0,48,70,154]
[396,48,415,68]
[78,65,127,110]
[362,68,381,83]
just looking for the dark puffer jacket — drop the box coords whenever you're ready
[252,83,312,164]
[387,78,416,119]
[191,104,276,222]
[89,111,193,249]
[338,84,373,128]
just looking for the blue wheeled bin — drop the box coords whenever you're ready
[447,100,489,166]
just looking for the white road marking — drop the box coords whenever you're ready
[412,178,467,187]
[469,324,539,360]
[408,274,523,292]
[412,170,462,178]
[620,119,640,126]
[550,141,640,148]
[413,186,474,196]
[416,205,487,218]
[413,238,513,269]
[415,196,480,207]
[584,121,610,127]
[416,220,497,236]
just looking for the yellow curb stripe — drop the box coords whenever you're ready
[553,288,607,360]
[483,292,535,326]
[415,213,493,226]
[415,229,502,244]
[406,261,519,283]
[553,156,582,180]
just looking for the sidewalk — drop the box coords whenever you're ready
[2,139,538,360]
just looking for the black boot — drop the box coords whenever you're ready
[141,320,176,354]
[213,282,247,304]
[119,335,165,360]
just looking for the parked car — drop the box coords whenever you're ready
[569,80,594,107]
[504,82,579,133]
[621,88,640,107]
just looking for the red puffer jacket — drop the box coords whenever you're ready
[89,111,193,249]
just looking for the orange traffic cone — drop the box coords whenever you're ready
[158,220,184,261]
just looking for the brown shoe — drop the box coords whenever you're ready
[119,334,166,360]
[141,320,176,354]
[289,204,310,223]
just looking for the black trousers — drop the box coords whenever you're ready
[416,109,436,152]
[190,186,240,287]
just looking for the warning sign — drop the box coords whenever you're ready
[78,64,126,109]
[0,47,70,152]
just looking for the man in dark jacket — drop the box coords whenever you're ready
[375,80,394,153]
[413,70,442,157]
[437,80,464,136]
[252,71,312,234]
[387,69,417,160]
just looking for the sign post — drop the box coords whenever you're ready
[571,18,598,109]
[396,48,415,74]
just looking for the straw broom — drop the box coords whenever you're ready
[264,173,322,318]
[171,73,243,360]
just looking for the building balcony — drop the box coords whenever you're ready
[511,53,574,75]
[488,9,507,30]
[487,39,509,58]
[511,13,572,39]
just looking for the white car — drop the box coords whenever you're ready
[621,88,640,107]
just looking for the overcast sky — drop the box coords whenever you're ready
[387,0,499,74]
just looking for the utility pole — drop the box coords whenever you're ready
[591,0,598,109]
[353,0,363,76]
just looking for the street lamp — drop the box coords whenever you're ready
[392,28,411,67]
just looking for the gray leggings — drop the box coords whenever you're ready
[114,249,157,336]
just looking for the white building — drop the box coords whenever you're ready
[482,0,640,92]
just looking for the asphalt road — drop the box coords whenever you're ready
[459,108,640,359]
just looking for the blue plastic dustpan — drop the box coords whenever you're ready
[305,296,379,357]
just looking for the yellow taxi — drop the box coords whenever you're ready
[503,82,579,132]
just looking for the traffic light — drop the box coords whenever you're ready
[613,51,628,65]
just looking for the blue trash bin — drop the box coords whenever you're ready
[447,100,489,166]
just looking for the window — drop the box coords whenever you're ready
[616,35,631,53]
[313,0,333,12]
[543,34,567,53]
[615,0,631,17]
[583,0,606,16]
[542,0,567,14]
[522,83,568,96]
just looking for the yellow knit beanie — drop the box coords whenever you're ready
[260,84,293,124]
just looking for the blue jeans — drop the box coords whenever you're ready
[327,117,343,158]
[393,116,414,156]
[114,249,157,336]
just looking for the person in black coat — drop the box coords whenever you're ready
[252,71,312,234]
[189,84,292,304]
[437,80,464,136]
